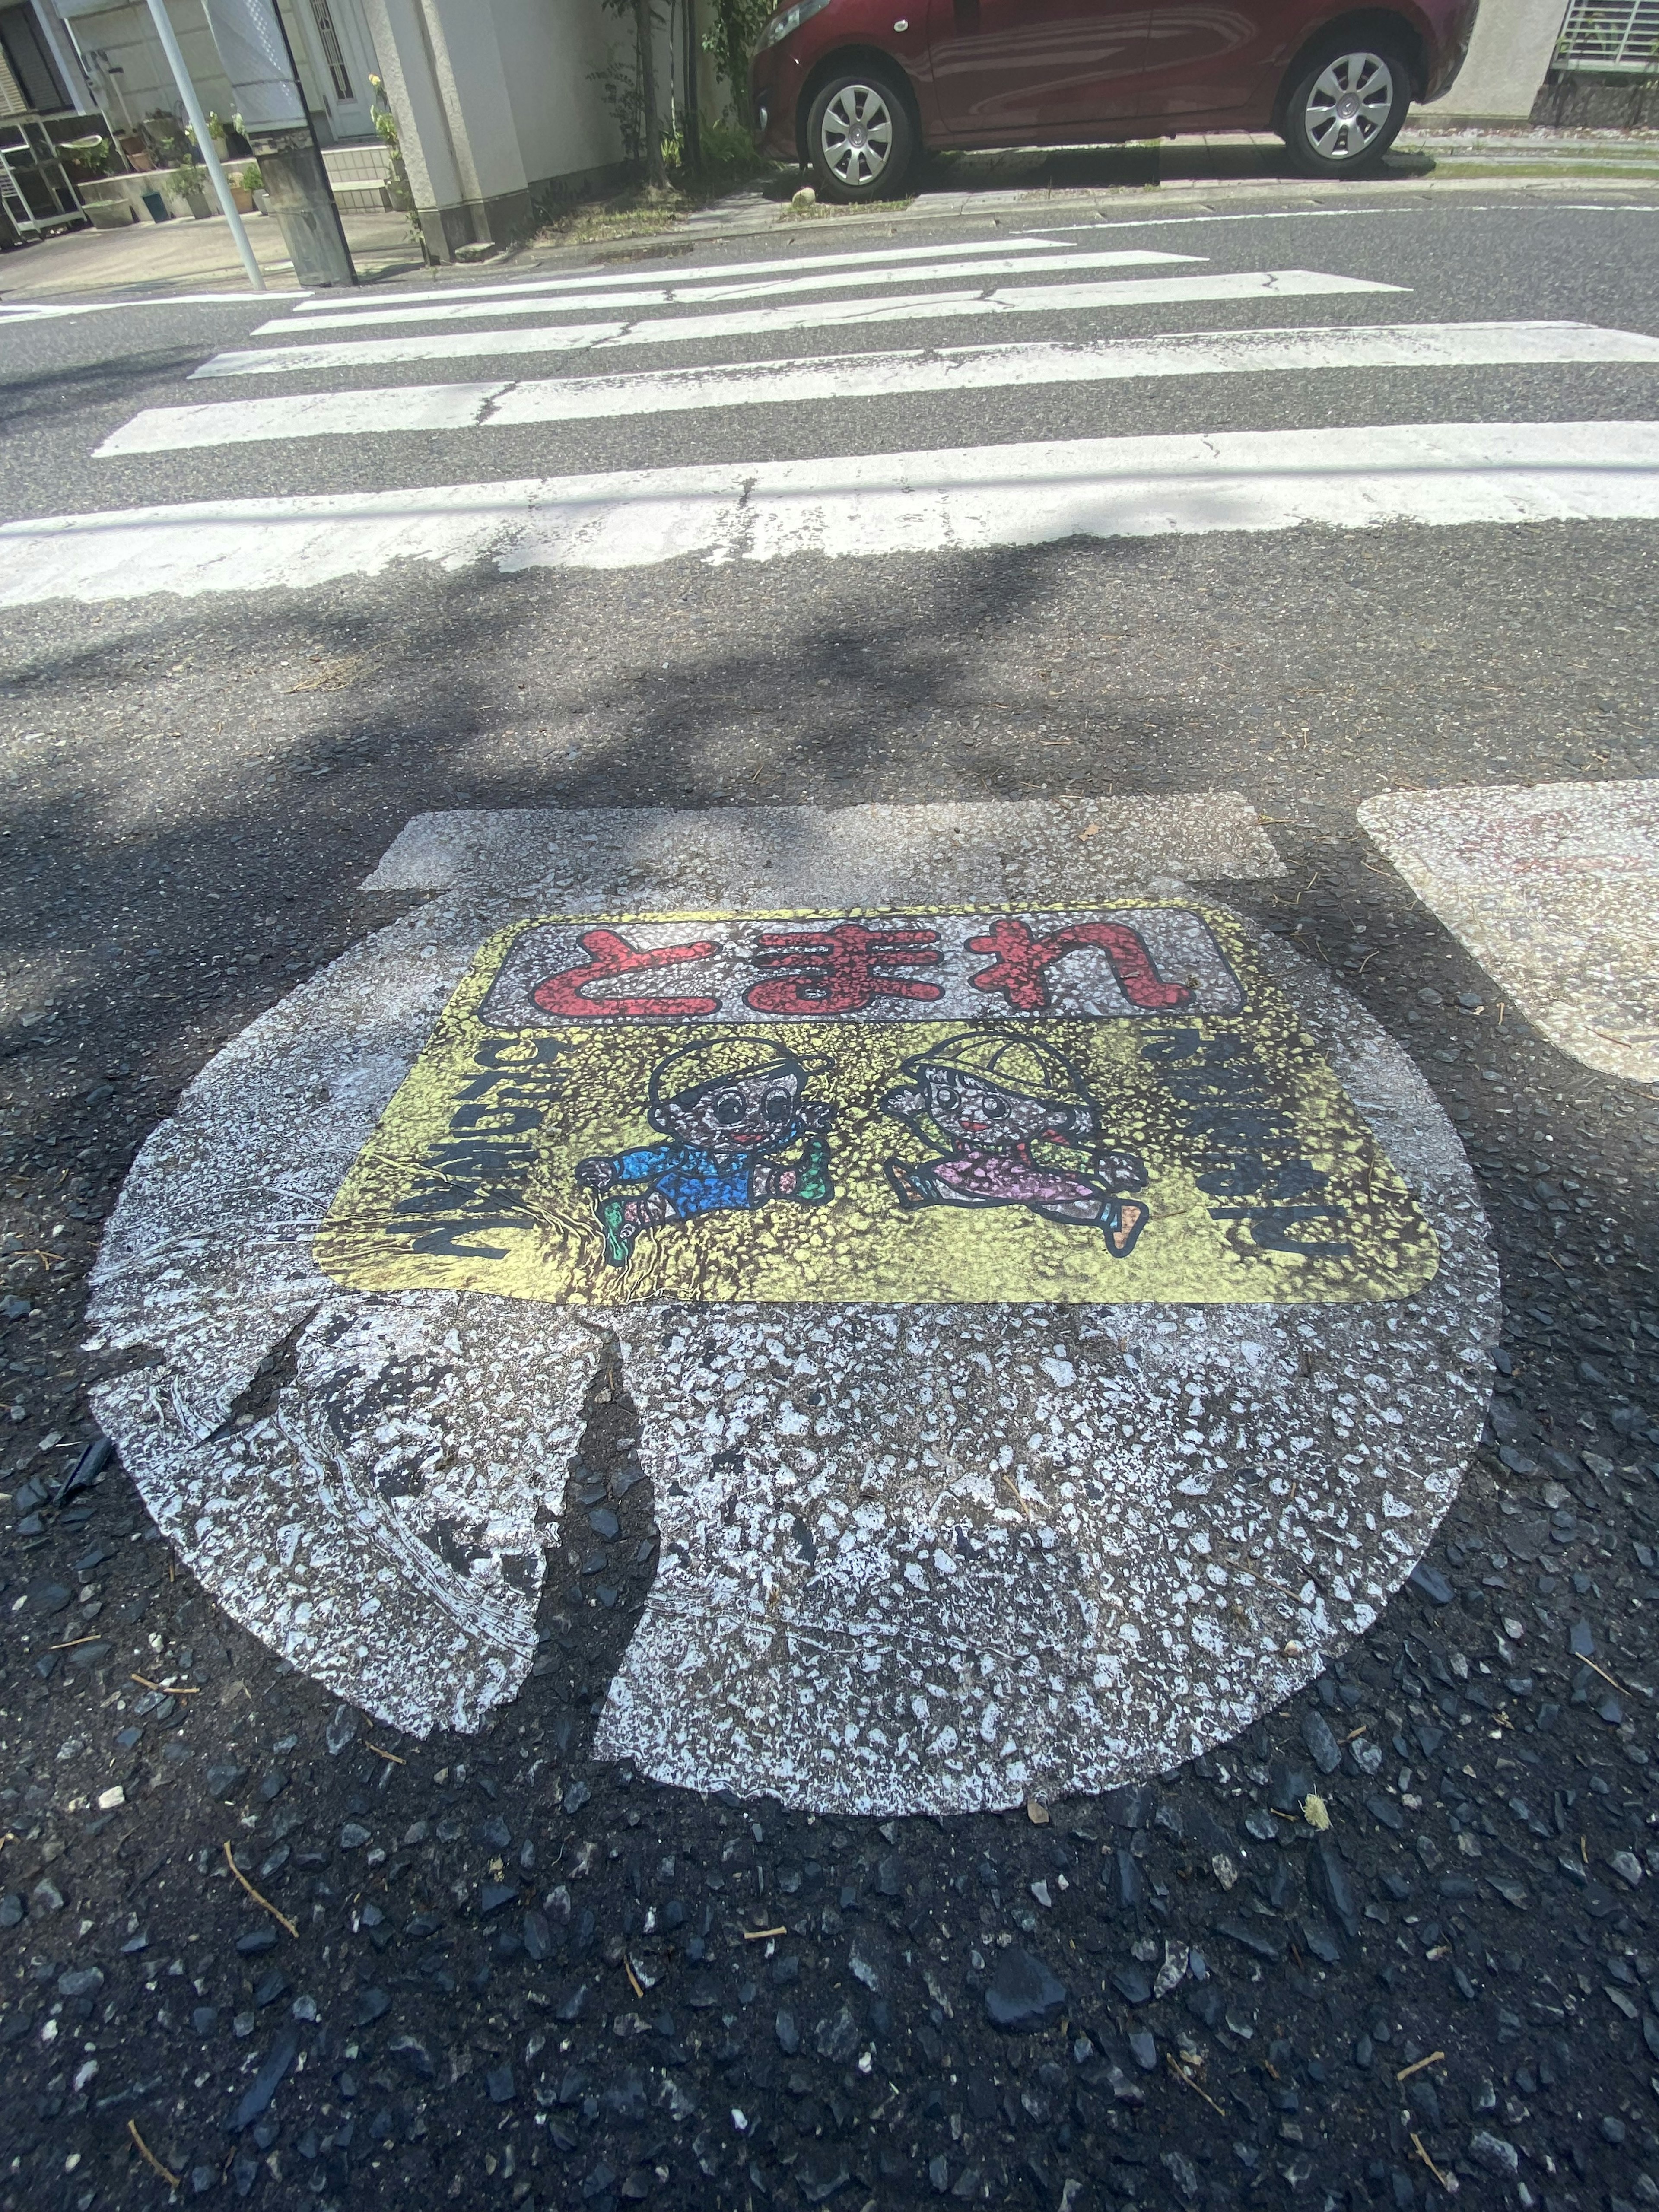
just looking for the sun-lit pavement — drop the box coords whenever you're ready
[0,208,420,299]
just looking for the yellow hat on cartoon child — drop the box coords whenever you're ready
[903,1032,1091,1109]
[648,1034,810,1112]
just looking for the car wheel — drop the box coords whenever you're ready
[1281,41,1410,178]
[805,71,915,203]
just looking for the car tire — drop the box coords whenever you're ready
[804,70,915,203]
[1281,38,1411,178]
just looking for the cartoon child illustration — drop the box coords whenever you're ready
[575,1036,836,1267]
[880,1032,1149,1257]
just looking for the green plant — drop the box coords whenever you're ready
[368,75,419,230]
[236,162,262,194]
[593,0,668,186]
[590,47,646,167]
[692,113,766,178]
[171,158,207,201]
[142,109,191,166]
[59,134,113,180]
[663,113,768,186]
[704,0,773,108]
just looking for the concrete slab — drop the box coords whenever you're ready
[87,804,1497,1812]
[1359,778,1659,1084]
[362,796,1287,901]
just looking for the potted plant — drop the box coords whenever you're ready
[171,158,212,219]
[232,161,260,215]
[59,133,113,183]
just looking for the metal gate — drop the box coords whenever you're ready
[1555,0,1659,69]
[0,114,85,239]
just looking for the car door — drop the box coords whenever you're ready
[925,0,1151,139]
[1135,0,1300,116]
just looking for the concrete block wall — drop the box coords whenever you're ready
[1415,0,1571,122]
[359,0,675,261]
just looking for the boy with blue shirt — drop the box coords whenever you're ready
[576,1036,835,1268]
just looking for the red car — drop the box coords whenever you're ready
[751,0,1478,200]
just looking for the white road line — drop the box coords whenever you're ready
[99,321,1659,457]
[259,249,1200,332]
[0,291,308,324]
[101,382,510,452]
[284,233,1072,312]
[12,421,1658,603]
[192,268,1405,378]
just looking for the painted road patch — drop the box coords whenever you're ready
[317,903,1437,1309]
[86,804,1497,1812]
[1360,777,1659,1083]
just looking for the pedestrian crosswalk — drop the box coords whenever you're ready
[189,267,1404,378]
[10,421,1659,602]
[3,215,1658,603]
[97,320,1659,456]
[255,245,1205,327]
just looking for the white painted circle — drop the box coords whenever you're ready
[89,886,1495,1813]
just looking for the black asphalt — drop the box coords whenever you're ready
[1,183,1657,2212]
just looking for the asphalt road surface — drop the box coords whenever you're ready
[1,181,1657,2212]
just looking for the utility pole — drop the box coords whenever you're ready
[141,0,265,292]
[200,0,356,286]
[683,0,701,172]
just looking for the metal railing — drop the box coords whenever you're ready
[1555,0,1659,70]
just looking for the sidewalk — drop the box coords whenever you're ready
[0,206,420,302]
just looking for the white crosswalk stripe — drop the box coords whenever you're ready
[258,248,1200,331]
[12,423,1659,603]
[14,216,1659,604]
[191,269,1406,378]
[283,231,1075,310]
[95,321,1659,457]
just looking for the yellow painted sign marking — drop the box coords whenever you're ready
[317,905,1437,1307]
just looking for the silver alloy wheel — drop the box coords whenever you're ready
[820,82,895,190]
[1303,50,1395,161]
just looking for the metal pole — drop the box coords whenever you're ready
[683,0,701,171]
[141,0,265,292]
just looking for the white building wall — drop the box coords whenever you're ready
[359,0,675,258]
[1416,0,1570,121]
[493,0,631,191]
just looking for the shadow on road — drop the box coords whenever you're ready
[757,137,1438,208]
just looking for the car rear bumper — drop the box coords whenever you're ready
[1420,0,1481,100]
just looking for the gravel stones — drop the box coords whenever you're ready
[227,2030,297,2131]
[813,2004,859,2064]
[985,1946,1067,2030]
[1468,2128,1521,2178]
[1301,1710,1342,1773]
